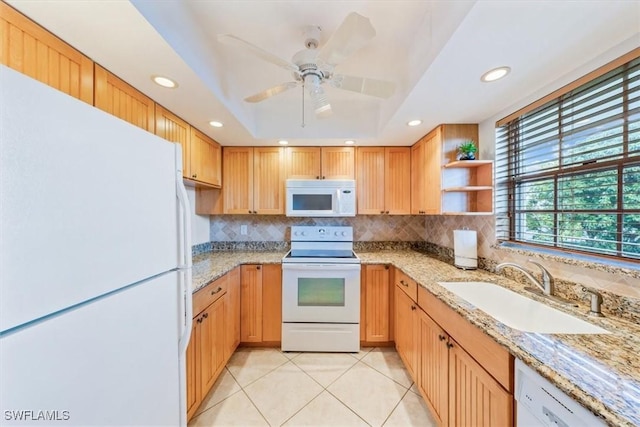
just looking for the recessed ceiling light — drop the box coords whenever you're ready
[152,75,178,88]
[209,121,223,128]
[344,140,355,145]
[407,120,422,127]
[481,66,511,82]
[278,140,289,145]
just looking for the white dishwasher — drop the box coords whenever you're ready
[515,359,606,426]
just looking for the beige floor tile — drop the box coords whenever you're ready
[282,351,301,360]
[328,361,408,426]
[195,368,242,416]
[188,390,268,427]
[349,347,373,360]
[292,352,358,387]
[244,361,324,426]
[361,347,414,388]
[226,348,288,387]
[283,391,369,427]
[383,388,438,427]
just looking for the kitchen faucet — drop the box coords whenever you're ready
[495,260,554,296]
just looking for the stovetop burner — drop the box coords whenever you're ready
[284,225,360,264]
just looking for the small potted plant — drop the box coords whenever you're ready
[457,140,478,160]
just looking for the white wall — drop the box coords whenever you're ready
[186,187,210,245]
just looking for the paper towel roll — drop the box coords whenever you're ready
[454,229,477,270]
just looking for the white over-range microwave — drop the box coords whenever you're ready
[285,179,356,217]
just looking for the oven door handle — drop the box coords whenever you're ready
[282,263,361,271]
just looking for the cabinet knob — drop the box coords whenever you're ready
[411,305,416,311]
[438,334,446,341]
[196,317,202,324]
[380,210,385,214]
[386,211,390,214]
[400,280,409,287]
[203,313,208,319]
[384,265,389,270]
[316,176,320,179]
[254,210,258,214]
[248,210,252,214]
[256,265,261,270]
[211,286,222,295]
[322,176,325,179]
[446,342,454,349]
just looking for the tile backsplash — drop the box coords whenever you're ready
[207,213,639,301]
[210,215,426,242]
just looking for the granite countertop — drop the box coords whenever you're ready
[192,249,640,427]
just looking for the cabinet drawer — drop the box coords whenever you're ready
[193,274,228,316]
[395,269,417,302]
[418,285,513,392]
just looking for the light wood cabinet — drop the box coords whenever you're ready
[414,284,514,427]
[262,264,282,343]
[155,105,191,178]
[240,264,263,342]
[187,274,229,421]
[190,127,222,187]
[357,147,410,215]
[395,282,418,380]
[417,308,449,426]
[411,124,491,215]
[448,339,512,427]
[361,264,393,343]
[94,64,155,132]
[0,2,94,104]
[156,106,221,188]
[240,264,282,344]
[223,147,284,214]
[224,267,241,359]
[286,146,355,180]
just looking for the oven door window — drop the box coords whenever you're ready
[298,278,345,307]
[292,194,332,211]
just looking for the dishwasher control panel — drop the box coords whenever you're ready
[515,359,606,426]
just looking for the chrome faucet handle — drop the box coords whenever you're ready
[582,287,604,317]
[527,260,554,295]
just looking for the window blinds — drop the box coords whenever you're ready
[495,56,640,260]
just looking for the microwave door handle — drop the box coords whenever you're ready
[336,189,342,213]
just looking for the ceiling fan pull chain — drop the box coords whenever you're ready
[301,82,305,128]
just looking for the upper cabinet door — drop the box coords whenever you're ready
[385,147,411,215]
[190,127,221,188]
[423,128,442,214]
[0,2,93,104]
[356,147,385,214]
[155,105,190,178]
[223,147,254,214]
[322,147,355,179]
[94,65,155,133]
[285,147,321,179]
[411,139,427,215]
[253,147,284,214]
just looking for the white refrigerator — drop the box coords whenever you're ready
[0,65,193,426]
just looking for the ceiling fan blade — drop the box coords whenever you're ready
[218,34,298,72]
[330,74,396,98]
[317,12,376,67]
[244,82,298,103]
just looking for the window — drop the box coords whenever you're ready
[496,54,640,261]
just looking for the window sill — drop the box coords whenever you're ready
[494,241,640,280]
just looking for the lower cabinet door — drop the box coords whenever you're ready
[417,309,449,427]
[448,340,513,427]
[394,286,417,379]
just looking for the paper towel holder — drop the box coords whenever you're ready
[454,228,478,270]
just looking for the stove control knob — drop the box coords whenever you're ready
[300,231,306,236]
[341,231,347,237]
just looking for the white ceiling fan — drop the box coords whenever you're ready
[218,12,396,120]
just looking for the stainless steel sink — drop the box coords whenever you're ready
[438,282,609,334]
